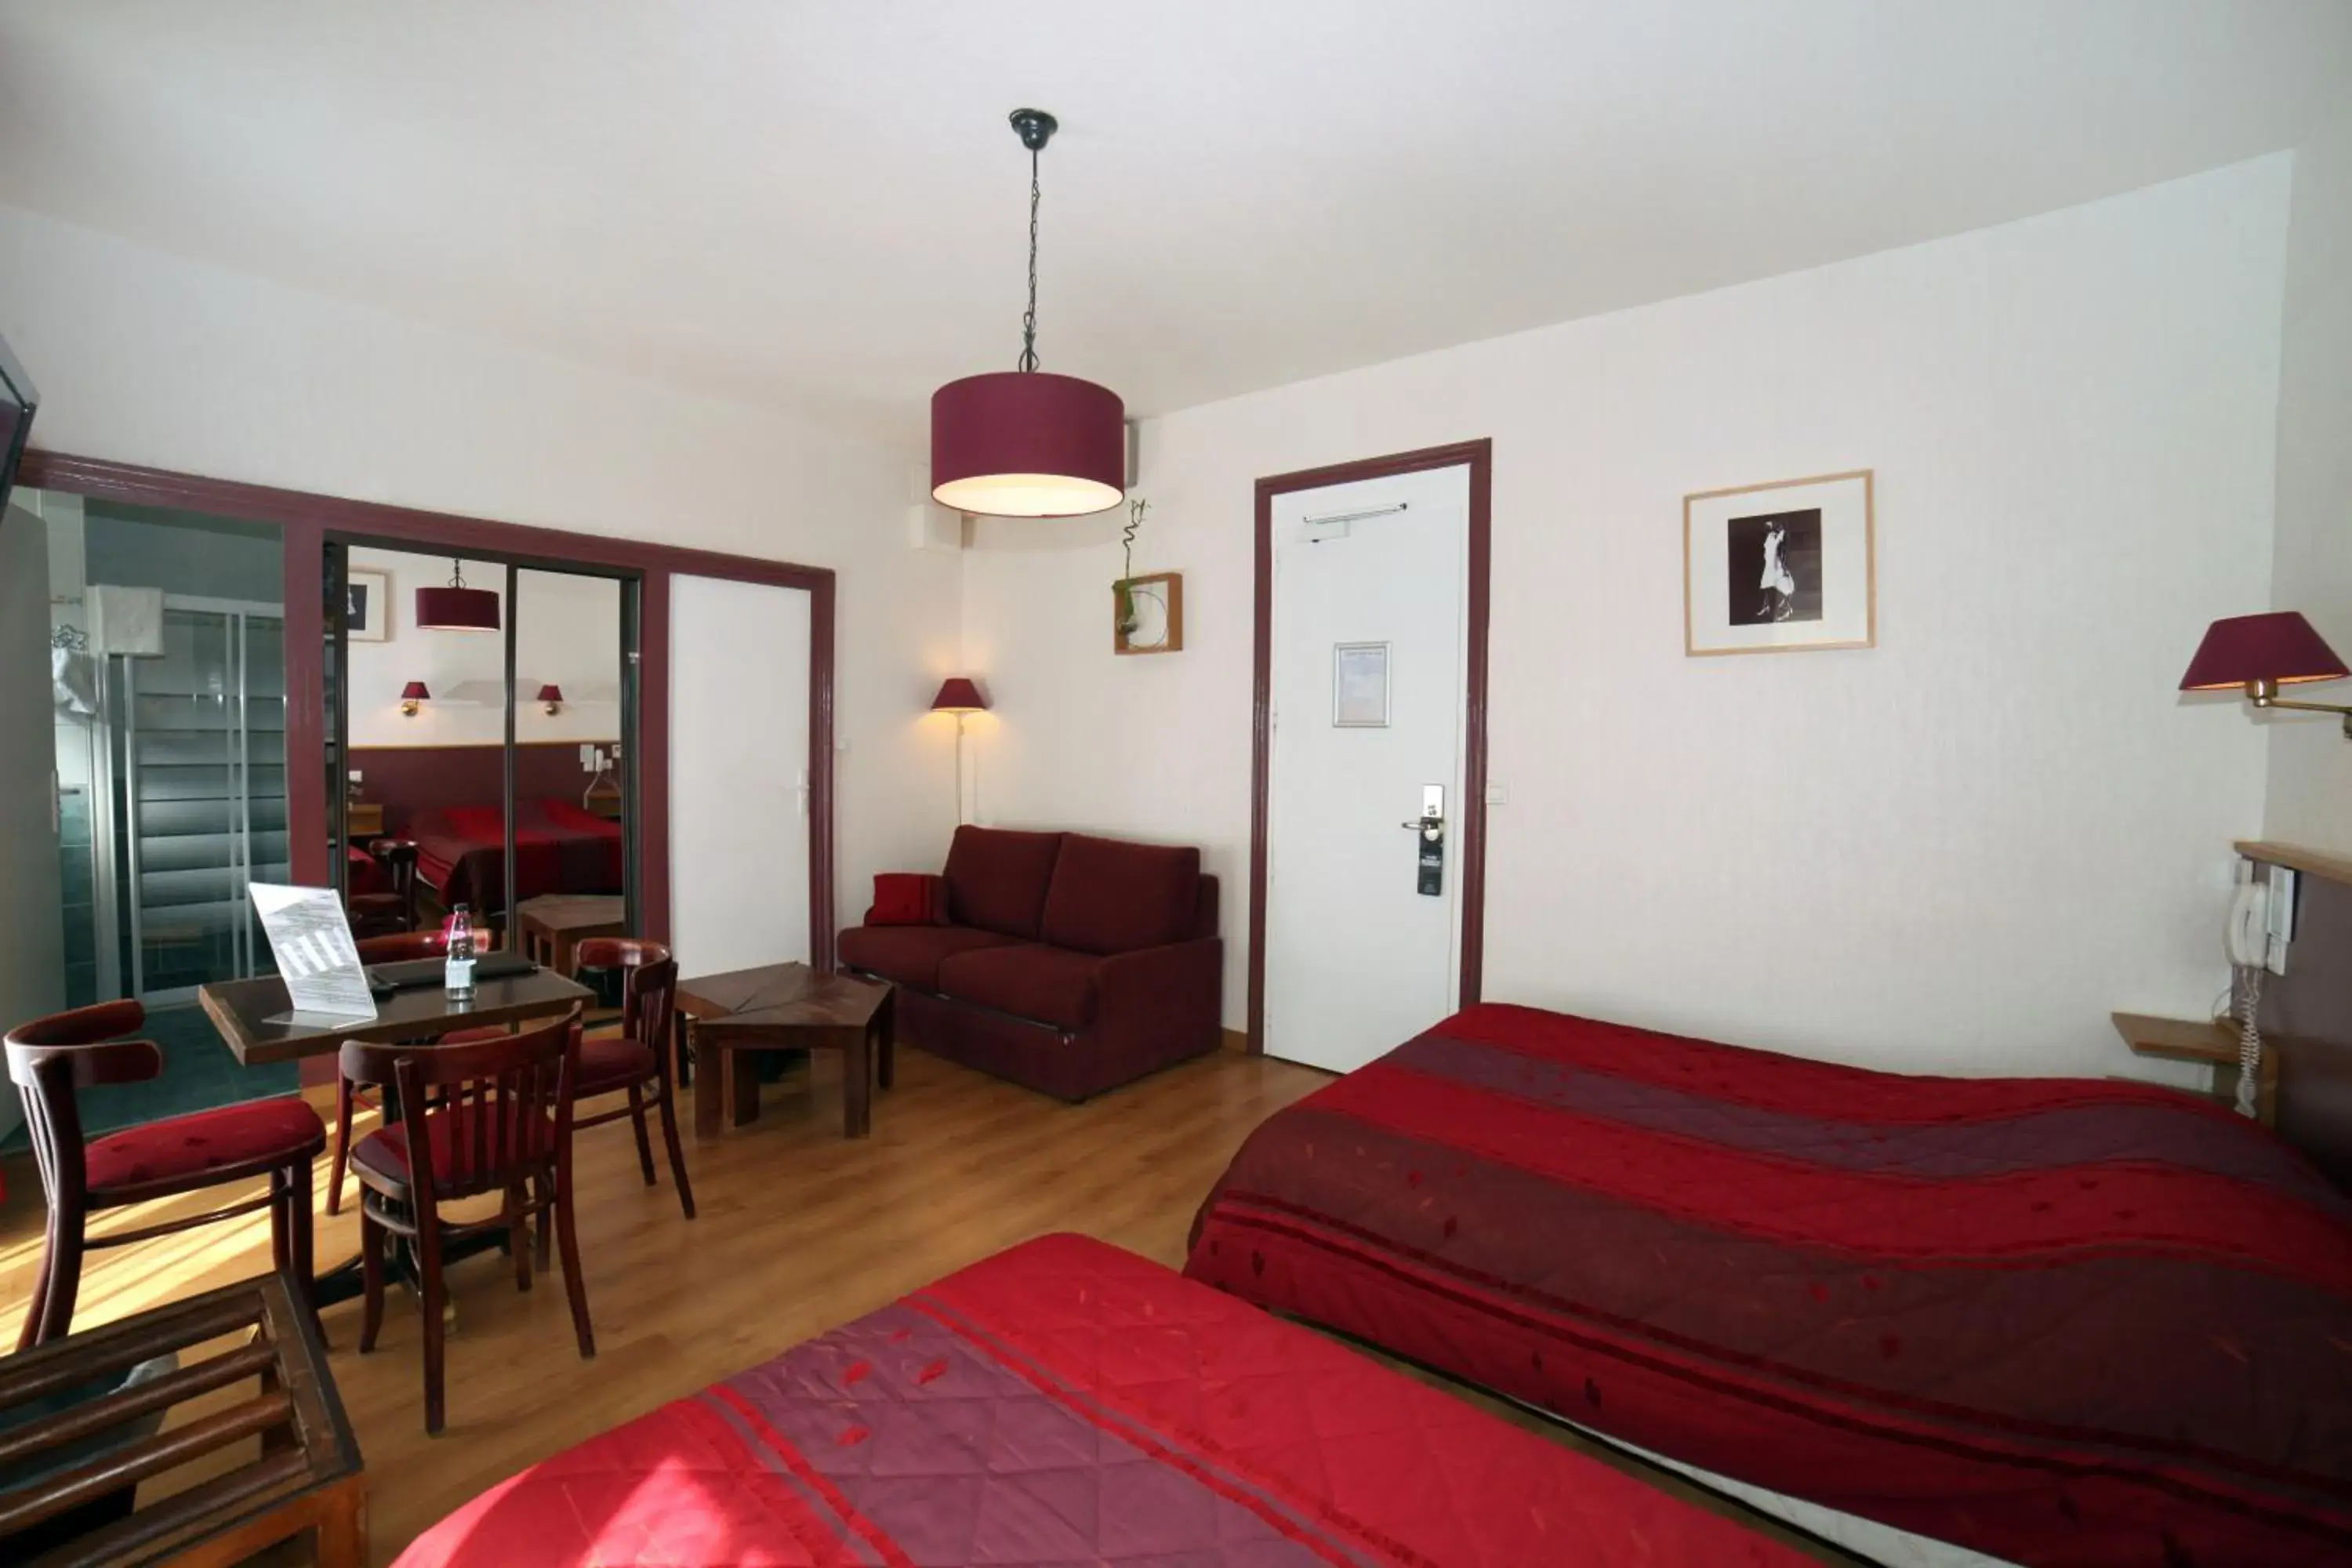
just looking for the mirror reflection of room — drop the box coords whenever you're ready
[339,550,624,952]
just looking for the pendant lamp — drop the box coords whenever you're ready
[416,558,500,633]
[931,109,1125,519]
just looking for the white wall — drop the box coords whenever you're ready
[345,547,622,748]
[964,158,2293,1080]
[0,202,962,943]
[2265,111,2352,856]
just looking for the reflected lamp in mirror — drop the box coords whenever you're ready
[537,684,563,716]
[399,681,430,717]
[415,558,501,632]
[2180,611,2352,739]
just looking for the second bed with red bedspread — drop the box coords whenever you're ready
[408,797,622,913]
[395,1232,1806,1567]
[1186,1002,2352,1567]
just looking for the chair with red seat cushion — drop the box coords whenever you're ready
[5,1000,328,1351]
[327,927,469,1218]
[343,1010,593,1435]
[569,938,691,1221]
[347,837,420,938]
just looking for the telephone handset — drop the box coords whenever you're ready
[2224,866,2296,1120]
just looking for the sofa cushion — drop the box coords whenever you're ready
[840,923,1022,991]
[935,943,1101,1030]
[1039,834,1202,956]
[942,826,1065,938]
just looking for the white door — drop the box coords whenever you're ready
[670,575,811,975]
[1265,465,1471,1073]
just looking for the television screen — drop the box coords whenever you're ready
[0,332,38,518]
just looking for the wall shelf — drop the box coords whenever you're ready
[2235,840,2352,887]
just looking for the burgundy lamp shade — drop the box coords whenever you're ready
[400,681,430,702]
[930,677,989,714]
[931,372,1124,518]
[416,583,500,632]
[536,684,564,703]
[2179,612,2350,691]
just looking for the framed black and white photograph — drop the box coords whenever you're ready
[1333,641,1391,727]
[346,570,390,642]
[1683,470,1874,655]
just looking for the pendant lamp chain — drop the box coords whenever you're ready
[1018,144,1042,372]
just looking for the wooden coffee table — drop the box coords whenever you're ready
[514,893,627,976]
[677,963,894,1140]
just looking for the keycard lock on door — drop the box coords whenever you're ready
[1400,785,1445,896]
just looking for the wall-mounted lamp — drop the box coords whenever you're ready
[2180,612,2352,739]
[537,684,564,716]
[931,677,990,826]
[399,681,430,717]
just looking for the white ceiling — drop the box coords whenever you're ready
[2,2,2347,439]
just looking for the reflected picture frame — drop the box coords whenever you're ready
[346,568,390,643]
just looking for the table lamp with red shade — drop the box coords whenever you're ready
[2180,612,2352,739]
[931,678,989,824]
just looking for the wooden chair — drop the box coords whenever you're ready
[342,1011,593,1435]
[572,938,694,1220]
[5,1000,327,1351]
[327,927,477,1217]
[347,838,419,938]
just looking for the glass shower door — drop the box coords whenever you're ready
[122,601,287,1002]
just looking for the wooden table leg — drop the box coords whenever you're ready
[877,989,895,1091]
[844,1025,873,1138]
[692,1021,724,1143]
[728,1046,761,1130]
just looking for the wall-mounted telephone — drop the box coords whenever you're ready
[2224,863,2297,1118]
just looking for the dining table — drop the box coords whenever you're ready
[196,964,597,1311]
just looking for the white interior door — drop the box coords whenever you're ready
[669,575,811,975]
[1265,465,1471,1073]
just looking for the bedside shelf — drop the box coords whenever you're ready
[2112,1011,2281,1126]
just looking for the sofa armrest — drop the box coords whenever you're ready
[1093,937,1223,1053]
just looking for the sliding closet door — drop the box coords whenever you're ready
[669,575,811,974]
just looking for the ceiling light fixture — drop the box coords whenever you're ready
[415,558,501,632]
[931,109,1125,519]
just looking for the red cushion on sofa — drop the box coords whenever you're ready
[869,873,946,926]
[935,944,1100,1030]
[839,924,1024,990]
[942,826,1065,939]
[84,1097,327,1194]
[1039,833,1202,956]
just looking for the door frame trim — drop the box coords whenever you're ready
[20,448,837,971]
[1249,437,1493,1054]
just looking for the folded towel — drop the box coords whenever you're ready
[88,583,165,656]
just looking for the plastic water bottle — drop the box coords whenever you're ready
[445,904,477,1001]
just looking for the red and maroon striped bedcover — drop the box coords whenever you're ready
[394,1232,1804,1567]
[1184,1003,2352,1566]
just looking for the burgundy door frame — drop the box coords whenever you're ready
[20,449,838,967]
[1248,437,1493,1054]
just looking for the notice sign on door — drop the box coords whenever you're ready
[251,884,379,1022]
[1333,641,1391,728]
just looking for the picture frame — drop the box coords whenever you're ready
[1683,469,1874,656]
[345,569,390,643]
[1113,571,1184,655]
[1333,641,1392,728]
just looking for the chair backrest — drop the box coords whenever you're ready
[4,1002,163,1212]
[339,1010,581,1202]
[355,929,449,964]
[572,938,675,1058]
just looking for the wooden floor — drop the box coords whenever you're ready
[0,1042,1863,1566]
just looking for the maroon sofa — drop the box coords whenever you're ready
[837,827,1222,1102]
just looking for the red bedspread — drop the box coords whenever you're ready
[1185,1003,2352,1567]
[395,1232,1804,1567]
[410,797,621,912]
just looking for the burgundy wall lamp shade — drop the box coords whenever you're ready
[537,684,564,713]
[930,677,989,714]
[400,681,430,702]
[2179,612,2350,691]
[931,372,1124,518]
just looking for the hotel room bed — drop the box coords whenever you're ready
[394,1232,1809,1567]
[1185,1003,2352,1568]
[408,797,621,913]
